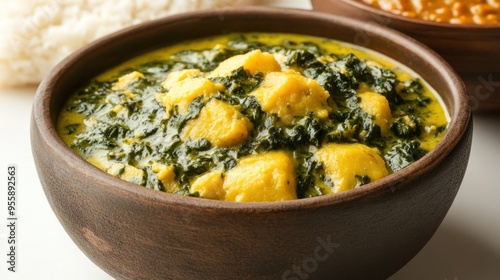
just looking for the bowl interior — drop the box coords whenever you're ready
[36,6,470,209]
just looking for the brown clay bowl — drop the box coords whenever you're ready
[312,0,500,112]
[31,7,472,280]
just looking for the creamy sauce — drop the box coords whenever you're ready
[58,32,448,202]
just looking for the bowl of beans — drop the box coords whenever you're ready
[312,0,500,112]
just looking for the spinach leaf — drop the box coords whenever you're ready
[384,140,428,172]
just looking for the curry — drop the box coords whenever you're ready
[57,33,448,202]
[362,0,500,24]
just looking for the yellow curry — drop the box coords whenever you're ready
[58,33,448,202]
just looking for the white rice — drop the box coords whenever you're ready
[0,0,256,87]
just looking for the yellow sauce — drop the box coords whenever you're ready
[58,32,448,202]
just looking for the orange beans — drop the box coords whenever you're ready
[363,0,500,24]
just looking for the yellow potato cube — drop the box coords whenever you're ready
[112,71,144,90]
[107,163,145,185]
[223,151,297,202]
[181,99,253,147]
[190,171,225,200]
[106,163,125,176]
[208,49,281,78]
[358,91,392,135]
[121,165,145,185]
[160,77,222,115]
[161,69,202,90]
[250,71,331,124]
[315,143,389,193]
[123,90,136,100]
[153,163,180,193]
[111,105,124,114]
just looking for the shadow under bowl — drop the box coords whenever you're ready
[312,0,500,112]
[31,7,472,280]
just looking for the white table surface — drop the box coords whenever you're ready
[1,1,500,279]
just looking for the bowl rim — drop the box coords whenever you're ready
[33,6,471,212]
[335,0,500,29]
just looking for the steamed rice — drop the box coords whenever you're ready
[0,0,255,87]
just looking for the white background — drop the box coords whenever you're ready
[1,1,500,279]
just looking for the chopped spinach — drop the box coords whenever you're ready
[384,140,428,172]
[59,33,447,199]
